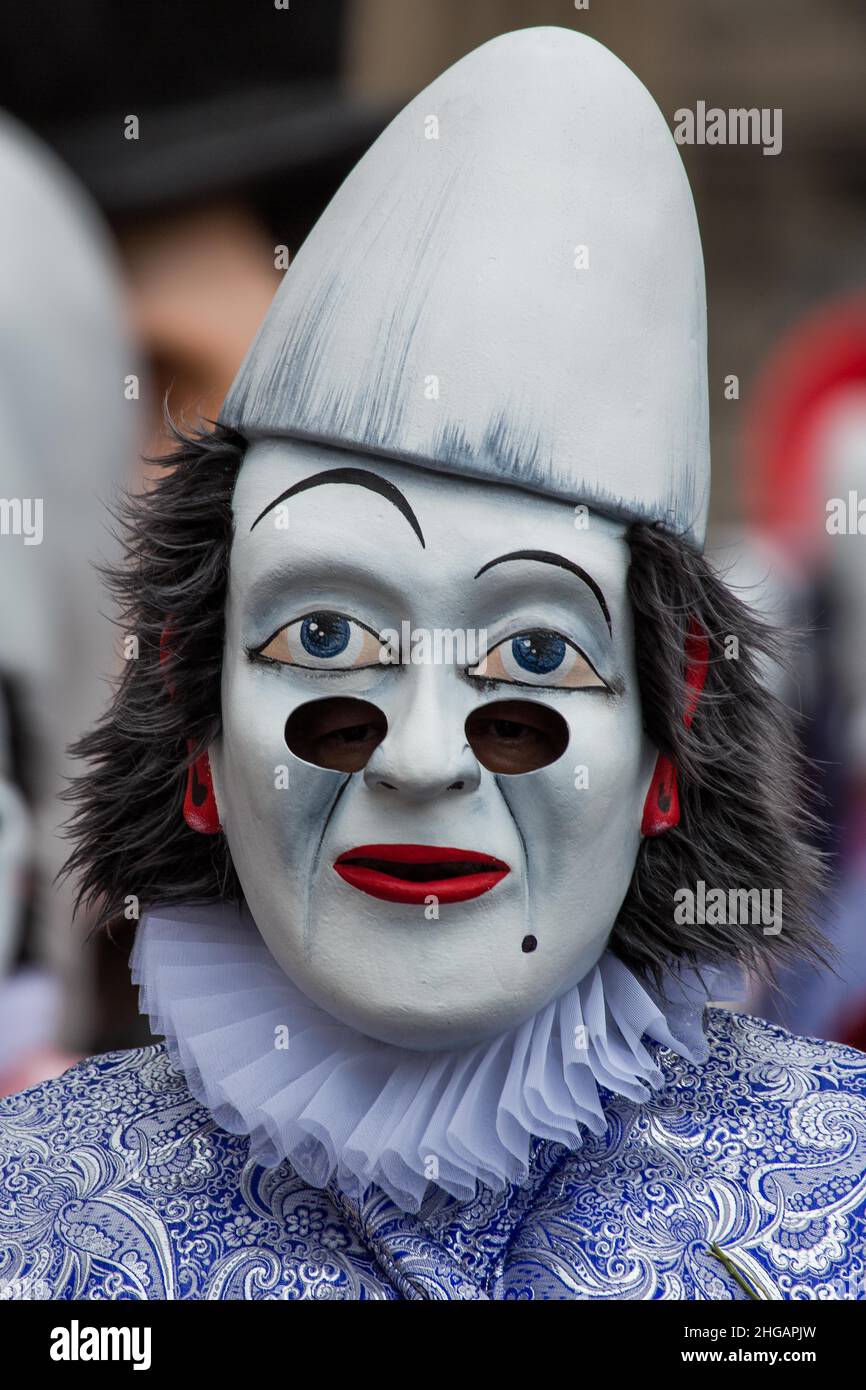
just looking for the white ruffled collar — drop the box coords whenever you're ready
[131,902,718,1213]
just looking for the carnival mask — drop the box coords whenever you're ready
[209,439,656,1048]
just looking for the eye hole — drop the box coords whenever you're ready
[285,697,388,771]
[465,699,569,774]
[469,629,605,689]
[257,611,383,671]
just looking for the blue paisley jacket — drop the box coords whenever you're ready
[1,1007,865,1300]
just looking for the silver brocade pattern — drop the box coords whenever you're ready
[1,1008,865,1300]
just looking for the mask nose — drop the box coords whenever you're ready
[363,677,481,801]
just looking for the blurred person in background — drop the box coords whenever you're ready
[0,116,139,1089]
[0,0,392,456]
[0,677,34,1087]
[744,301,866,1047]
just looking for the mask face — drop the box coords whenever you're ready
[209,438,657,1049]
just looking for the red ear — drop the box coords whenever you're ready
[161,621,221,835]
[183,745,221,835]
[641,621,709,836]
[641,754,680,836]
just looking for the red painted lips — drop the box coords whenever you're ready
[333,843,510,904]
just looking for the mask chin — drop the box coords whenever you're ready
[210,754,648,1054]
[210,724,649,1052]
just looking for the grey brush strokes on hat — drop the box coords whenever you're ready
[222,27,710,548]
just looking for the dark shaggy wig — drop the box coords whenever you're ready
[63,423,246,922]
[615,523,826,981]
[63,424,826,985]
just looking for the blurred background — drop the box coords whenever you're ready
[1,0,865,1086]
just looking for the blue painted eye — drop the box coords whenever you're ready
[300,613,350,659]
[468,628,605,689]
[511,631,566,675]
[258,611,384,670]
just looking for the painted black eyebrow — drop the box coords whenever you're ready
[473,549,612,635]
[249,467,425,546]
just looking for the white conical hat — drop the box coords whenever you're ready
[222,27,709,546]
